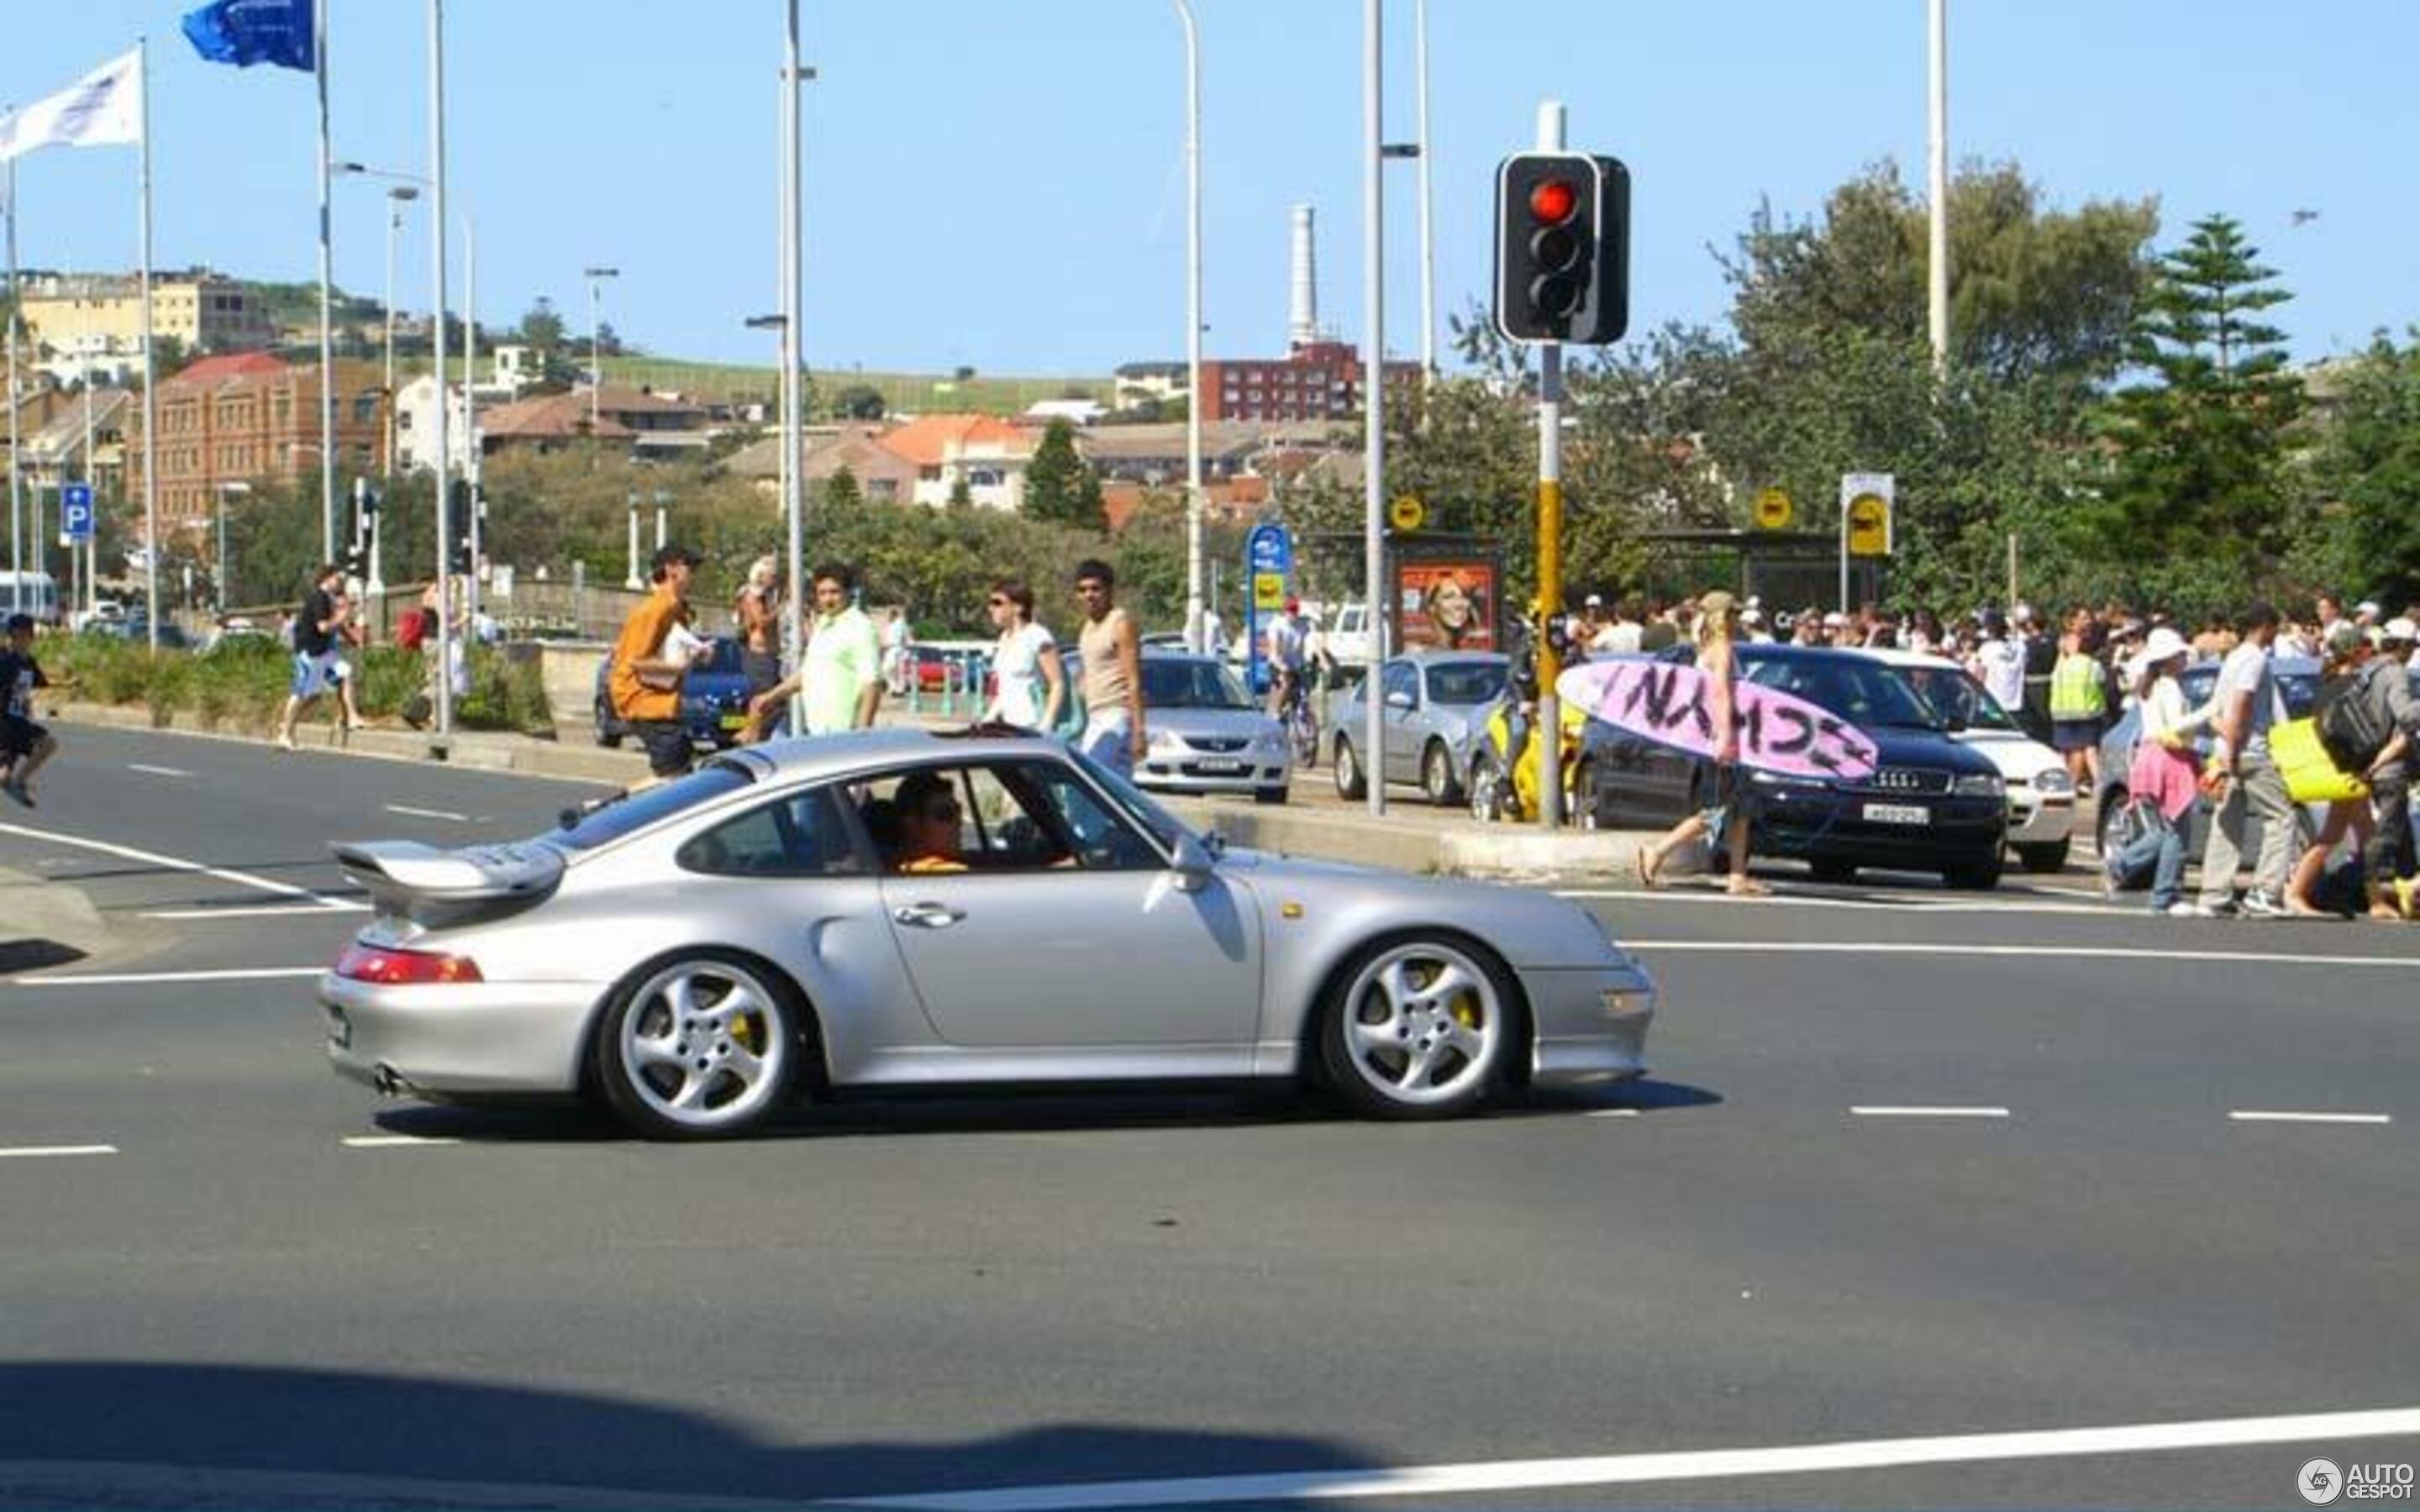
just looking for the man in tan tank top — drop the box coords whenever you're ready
[1073,559,1145,777]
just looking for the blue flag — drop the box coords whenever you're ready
[182,0,315,72]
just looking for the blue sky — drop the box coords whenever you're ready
[5,1,2414,375]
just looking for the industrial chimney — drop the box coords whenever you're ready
[1288,203,1318,351]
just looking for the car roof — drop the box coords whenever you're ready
[1736,643,1888,667]
[1862,648,1965,673]
[735,726,1071,781]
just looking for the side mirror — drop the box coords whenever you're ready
[1385,689,1417,711]
[1170,832,1217,892]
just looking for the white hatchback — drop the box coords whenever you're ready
[1870,649,2079,874]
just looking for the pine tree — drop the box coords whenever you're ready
[1022,418,1103,528]
[2096,214,2302,601]
[821,465,861,510]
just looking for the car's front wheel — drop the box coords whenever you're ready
[596,952,802,1140]
[1334,738,1368,801]
[1944,850,2006,891]
[1320,937,1518,1121]
[2017,837,2071,874]
[1469,752,1509,823]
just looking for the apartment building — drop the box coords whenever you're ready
[128,357,391,528]
[18,271,275,382]
[1197,340,1420,423]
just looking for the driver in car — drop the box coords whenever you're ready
[892,770,968,874]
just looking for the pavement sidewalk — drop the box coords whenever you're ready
[45,699,1649,880]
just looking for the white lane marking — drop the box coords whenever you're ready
[1584,1109,1640,1119]
[0,1144,118,1159]
[341,1135,462,1148]
[1621,940,2420,969]
[1557,888,2115,918]
[1851,1105,2011,1119]
[13,966,324,987]
[0,820,351,910]
[138,902,368,920]
[2229,1110,2393,1126]
[836,1404,2420,1509]
[125,763,193,779]
[382,804,474,823]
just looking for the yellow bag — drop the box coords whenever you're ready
[2271,717,2367,804]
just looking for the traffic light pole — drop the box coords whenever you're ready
[1533,101,1566,832]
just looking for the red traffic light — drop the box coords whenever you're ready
[1528,178,1579,225]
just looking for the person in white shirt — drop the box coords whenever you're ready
[1266,597,1310,719]
[1972,610,2028,712]
[982,578,1065,731]
[879,607,913,697]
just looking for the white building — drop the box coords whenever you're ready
[393,374,479,473]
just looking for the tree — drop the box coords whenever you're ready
[946,476,975,510]
[518,297,566,351]
[2093,214,2303,604]
[834,384,886,421]
[821,465,862,511]
[1022,418,1104,529]
[2296,332,2420,607]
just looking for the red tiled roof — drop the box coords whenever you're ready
[876,413,1033,468]
[167,351,289,386]
[479,392,635,440]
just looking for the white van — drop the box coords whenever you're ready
[0,571,60,626]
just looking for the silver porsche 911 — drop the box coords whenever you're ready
[320,727,1655,1138]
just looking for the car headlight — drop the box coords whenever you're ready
[1953,773,2006,798]
[1253,730,1286,754]
[1150,729,1181,751]
[2030,768,2074,795]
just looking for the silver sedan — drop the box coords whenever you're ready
[320,729,1655,1138]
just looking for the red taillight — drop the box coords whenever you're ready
[334,942,484,985]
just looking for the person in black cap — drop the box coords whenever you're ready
[608,543,710,784]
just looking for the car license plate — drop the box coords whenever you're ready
[1195,759,1248,774]
[719,713,747,731]
[1862,802,1930,826]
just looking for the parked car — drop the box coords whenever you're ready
[1134,653,1292,804]
[1330,653,1510,806]
[1578,644,2011,889]
[593,636,753,752]
[1870,649,2078,873]
[321,727,1658,1137]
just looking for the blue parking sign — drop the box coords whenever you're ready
[63,482,96,542]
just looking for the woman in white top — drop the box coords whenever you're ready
[983,578,1065,732]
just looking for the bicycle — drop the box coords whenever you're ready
[1275,667,1319,768]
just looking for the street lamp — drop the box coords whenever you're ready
[381,184,418,485]
[624,488,642,591]
[584,265,619,429]
[1170,0,1205,654]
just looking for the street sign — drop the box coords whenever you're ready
[1753,486,1793,532]
[1243,522,1295,696]
[1253,571,1287,612]
[1389,495,1427,533]
[62,482,96,542]
[1246,522,1293,575]
[1841,473,1894,557]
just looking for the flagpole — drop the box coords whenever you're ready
[781,0,805,738]
[136,34,159,651]
[5,144,22,621]
[315,0,336,564]
[427,0,454,747]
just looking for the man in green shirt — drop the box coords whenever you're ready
[749,561,883,738]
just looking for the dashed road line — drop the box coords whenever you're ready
[1584,1109,1641,1119]
[2229,1110,2392,1126]
[124,763,193,779]
[0,1144,118,1160]
[0,821,351,910]
[834,1404,2420,1509]
[1619,940,2420,969]
[138,902,368,920]
[382,804,475,823]
[341,1135,463,1148]
[1851,1105,2011,1120]
[12,966,325,987]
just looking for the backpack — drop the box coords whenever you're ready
[2313,662,2395,773]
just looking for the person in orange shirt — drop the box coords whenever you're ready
[610,544,710,783]
[890,769,968,874]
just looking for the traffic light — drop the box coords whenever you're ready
[1492,152,1630,344]
[445,479,474,573]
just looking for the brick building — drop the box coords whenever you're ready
[128,357,390,529]
[1197,340,1421,423]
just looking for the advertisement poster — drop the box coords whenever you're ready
[1396,559,1497,652]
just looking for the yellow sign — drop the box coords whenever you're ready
[1389,494,1427,533]
[1846,495,1891,557]
[1753,486,1793,531]
[1253,571,1287,612]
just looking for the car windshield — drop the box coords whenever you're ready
[1142,659,1254,711]
[548,760,755,851]
[1741,654,1943,730]
[704,638,744,675]
[1426,662,1507,706]
[1903,665,2022,732]
[1065,747,1191,853]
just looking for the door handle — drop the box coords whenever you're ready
[892,902,966,929]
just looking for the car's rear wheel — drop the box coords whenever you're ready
[1334,738,1368,801]
[1575,761,1602,832]
[596,952,801,1140]
[1469,752,1509,823]
[1421,741,1461,806]
[2017,837,2071,874]
[1320,937,1518,1121]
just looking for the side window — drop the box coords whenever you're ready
[676,785,860,878]
[1010,761,1161,871]
[852,761,1161,874]
[1382,662,1418,706]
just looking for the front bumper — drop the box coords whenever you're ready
[1137,753,1292,794]
[1521,965,1655,1085]
[321,972,602,1097]
[2007,790,2075,845]
[1753,789,2007,870]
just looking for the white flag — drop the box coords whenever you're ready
[0,49,143,164]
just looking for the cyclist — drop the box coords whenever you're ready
[1266,596,1310,727]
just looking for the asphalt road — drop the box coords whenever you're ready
[3,723,2416,1511]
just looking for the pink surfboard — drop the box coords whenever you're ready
[1556,659,1880,781]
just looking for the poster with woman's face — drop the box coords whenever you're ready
[1398,561,1497,652]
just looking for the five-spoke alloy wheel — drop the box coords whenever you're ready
[597,952,800,1139]
[1322,937,1516,1119]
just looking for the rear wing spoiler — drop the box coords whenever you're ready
[331,840,565,927]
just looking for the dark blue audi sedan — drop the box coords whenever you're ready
[1579,644,2012,888]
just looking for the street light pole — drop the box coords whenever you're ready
[381,184,417,486]
[781,0,807,738]
[624,489,641,590]
[1171,0,1205,654]
[1928,0,1949,371]
[584,265,618,428]
[1415,0,1437,380]
[1360,0,1386,820]
[429,0,455,745]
